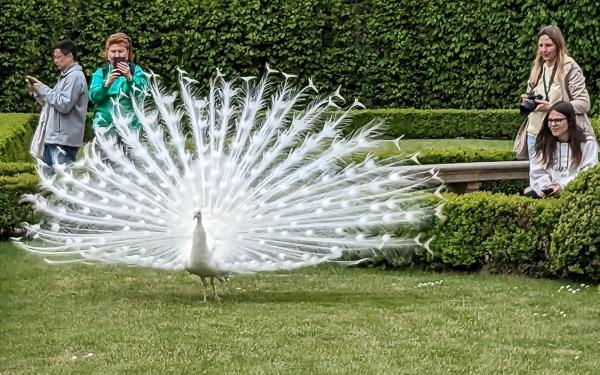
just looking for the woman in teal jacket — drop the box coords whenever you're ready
[89,33,148,133]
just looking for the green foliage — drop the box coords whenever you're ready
[0,161,36,176]
[479,179,529,195]
[0,113,36,162]
[0,170,38,237]
[549,164,600,281]
[2,0,600,115]
[423,165,600,280]
[430,192,555,276]
[351,109,523,139]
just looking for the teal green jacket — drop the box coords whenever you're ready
[88,64,148,130]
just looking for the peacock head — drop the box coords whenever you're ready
[193,209,203,222]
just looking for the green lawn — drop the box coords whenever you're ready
[2,241,599,374]
[399,139,513,153]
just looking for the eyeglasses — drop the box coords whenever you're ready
[547,117,567,125]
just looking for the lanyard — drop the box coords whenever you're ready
[541,65,557,101]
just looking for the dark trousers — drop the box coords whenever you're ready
[42,143,79,175]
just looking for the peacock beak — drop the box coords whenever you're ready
[193,209,203,222]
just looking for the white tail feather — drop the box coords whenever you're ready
[15,69,443,275]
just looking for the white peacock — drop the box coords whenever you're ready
[14,67,443,301]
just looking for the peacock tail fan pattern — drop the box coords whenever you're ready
[14,67,444,276]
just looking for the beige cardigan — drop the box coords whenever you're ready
[524,56,594,137]
[561,56,594,138]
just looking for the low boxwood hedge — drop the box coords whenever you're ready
[425,164,600,281]
[0,165,38,239]
[0,113,36,162]
[350,108,523,139]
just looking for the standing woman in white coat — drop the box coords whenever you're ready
[520,25,596,158]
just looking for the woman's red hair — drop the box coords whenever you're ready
[104,32,135,61]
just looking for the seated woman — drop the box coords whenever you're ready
[529,100,598,198]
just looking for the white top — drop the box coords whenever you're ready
[529,137,599,194]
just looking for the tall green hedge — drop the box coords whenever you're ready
[2,0,599,114]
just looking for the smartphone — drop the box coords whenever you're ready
[541,187,554,194]
[112,56,127,75]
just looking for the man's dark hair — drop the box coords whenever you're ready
[54,39,78,61]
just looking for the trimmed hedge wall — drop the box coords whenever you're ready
[0,113,36,162]
[426,164,600,281]
[351,109,523,140]
[0,162,38,239]
[2,0,600,116]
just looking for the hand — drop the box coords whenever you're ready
[26,75,42,92]
[104,70,122,87]
[540,183,561,198]
[534,99,552,112]
[116,62,132,80]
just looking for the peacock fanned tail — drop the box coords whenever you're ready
[14,67,444,274]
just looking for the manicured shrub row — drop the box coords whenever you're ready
[0,113,35,162]
[0,167,38,239]
[350,109,523,139]
[411,165,600,281]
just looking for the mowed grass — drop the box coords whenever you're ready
[2,242,600,374]
[398,139,513,153]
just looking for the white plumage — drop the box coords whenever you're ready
[15,67,443,301]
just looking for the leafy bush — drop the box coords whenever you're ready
[549,164,600,281]
[0,170,38,238]
[0,113,36,162]
[351,109,522,139]
[418,164,600,280]
[2,0,600,116]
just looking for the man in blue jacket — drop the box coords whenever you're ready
[27,39,88,170]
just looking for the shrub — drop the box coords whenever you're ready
[0,171,38,238]
[549,164,600,281]
[350,109,522,139]
[0,113,36,162]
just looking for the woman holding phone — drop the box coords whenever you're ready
[528,101,598,198]
[89,33,148,134]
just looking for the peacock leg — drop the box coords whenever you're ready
[210,277,221,301]
[200,277,209,303]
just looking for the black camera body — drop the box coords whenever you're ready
[519,92,544,116]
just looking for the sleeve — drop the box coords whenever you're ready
[124,65,149,100]
[579,139,599,171]
[529,154,553,194]
[37,74,85,114]
[566,64,591,115]
[32,91,46,105]
[89,68,110,105]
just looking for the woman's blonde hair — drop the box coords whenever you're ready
[529,25,568,86]
[104,32,135,61]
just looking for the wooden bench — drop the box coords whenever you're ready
[402,160,529,193]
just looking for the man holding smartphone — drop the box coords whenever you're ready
[27,39,88,172]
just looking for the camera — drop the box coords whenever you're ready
[519,92,543,116]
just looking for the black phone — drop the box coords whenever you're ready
[541,187,554,194]
[112,56,127,74]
